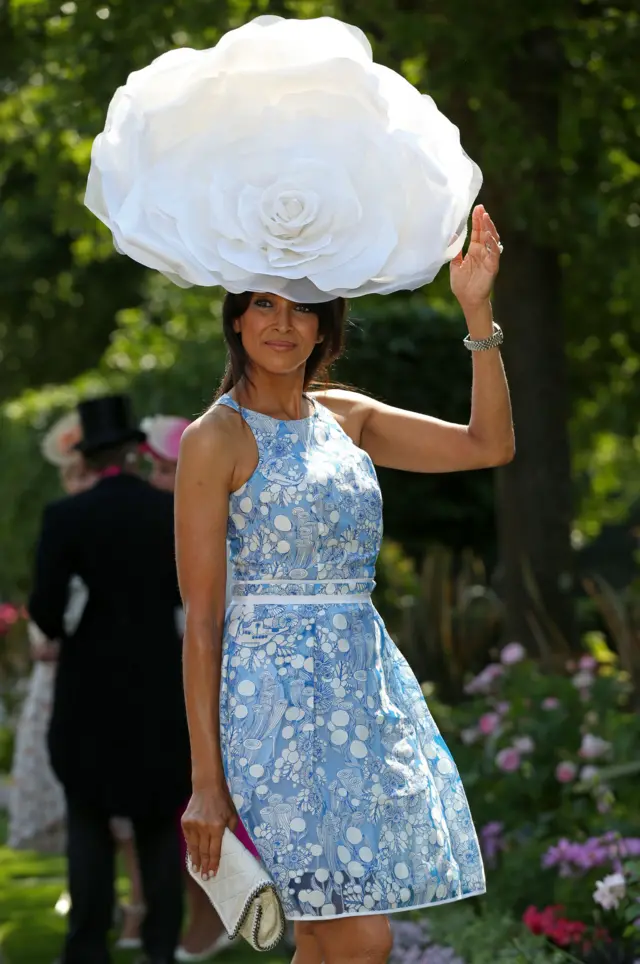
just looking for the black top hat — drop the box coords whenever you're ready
[76,394,146,456]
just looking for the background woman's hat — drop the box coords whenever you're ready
[76,395,146,455]
[41,411,83,467]
[140,415,190,463]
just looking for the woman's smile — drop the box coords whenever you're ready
[263,339,297,351]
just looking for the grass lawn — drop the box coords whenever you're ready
[0,815,289,964]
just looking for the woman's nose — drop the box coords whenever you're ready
[274,305,293,329]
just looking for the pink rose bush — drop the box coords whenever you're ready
[495,747,521,773]
[416,633,639,961]
[0,603,22,636]
[500,642,526,665]
[441,638,640,884]
[555,761,578,784]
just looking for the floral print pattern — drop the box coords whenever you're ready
[218,395,485,920]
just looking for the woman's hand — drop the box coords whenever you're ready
[30,638,60,662]
[450,204,502,312]
[182,784,238,879]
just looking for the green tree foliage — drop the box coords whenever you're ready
[1,0,638,646]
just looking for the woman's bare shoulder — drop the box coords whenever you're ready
[312,388,373,414]
[311,388,376,443]
[179,403,242,465]
[180,401,259,492]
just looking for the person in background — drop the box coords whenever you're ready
[7,411,148,946]
[143,413,238,962]
[29,394,191,964]
[8,413,96,855]
[141,415,191,493]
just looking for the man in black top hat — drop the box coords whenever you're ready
[29,394,191,964]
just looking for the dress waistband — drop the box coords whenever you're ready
[229,577,375,606]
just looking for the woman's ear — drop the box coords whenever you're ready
[233,317,242,334]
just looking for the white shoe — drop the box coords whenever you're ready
[175,932,240,962]
[54,891,71,916]
[115,903,145,950]
[116,936,143,950]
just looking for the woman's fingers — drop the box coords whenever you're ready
[483,211,500,241]
[203,825,225,878]
[483,233,502,265]
[182,812,206,873]
[181,793,238,879]
[482,212,503,258]
[470,204,484,245]
[185,828,203,872]
[185,821,226,879]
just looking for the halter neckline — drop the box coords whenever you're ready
[222,392,318,424]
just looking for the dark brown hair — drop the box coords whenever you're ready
[216,292,347,398]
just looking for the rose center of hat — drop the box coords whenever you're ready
[260,186,319,241]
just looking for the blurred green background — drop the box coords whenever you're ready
[1,1,639,962]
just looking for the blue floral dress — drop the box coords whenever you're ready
[218,394,485,921]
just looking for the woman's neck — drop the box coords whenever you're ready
[233,371,310,420]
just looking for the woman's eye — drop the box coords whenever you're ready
[254,298,272,308]
[294,305,312,314]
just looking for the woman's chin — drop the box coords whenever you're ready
[250,354,309,377]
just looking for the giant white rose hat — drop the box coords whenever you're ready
[86,15,482,302]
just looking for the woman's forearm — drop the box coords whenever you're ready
[183,616,226,789]
[464,300,515,463]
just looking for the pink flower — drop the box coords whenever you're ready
[514,735,535,754]
[542,697,560,711]
[500,642,526,666]
[478,712,501,736]
[555,761,578,784]
[464,663,504,695]
[496,747,521,772]
[0,602,21,636]
[496,701,511,715]
[579,655,598,672]
[579,734,612,760]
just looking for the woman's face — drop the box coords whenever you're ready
[149,456,177,493]
[233,293,323,376]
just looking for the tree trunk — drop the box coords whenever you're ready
[492,238,575,653]
[489,26,576,653]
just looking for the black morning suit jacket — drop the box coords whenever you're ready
[28,474,191,818]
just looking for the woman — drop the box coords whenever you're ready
[177,205,513,964]
[9,413,96,853]
[140,412,243,961]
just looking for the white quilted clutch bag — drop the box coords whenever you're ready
[186,828,285,952]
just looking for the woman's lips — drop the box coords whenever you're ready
[264,340,296,351]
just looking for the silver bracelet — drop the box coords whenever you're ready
[463,323,504,352]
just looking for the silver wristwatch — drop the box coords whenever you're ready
[463,323,504,352]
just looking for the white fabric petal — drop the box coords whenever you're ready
[85,15,482,300]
